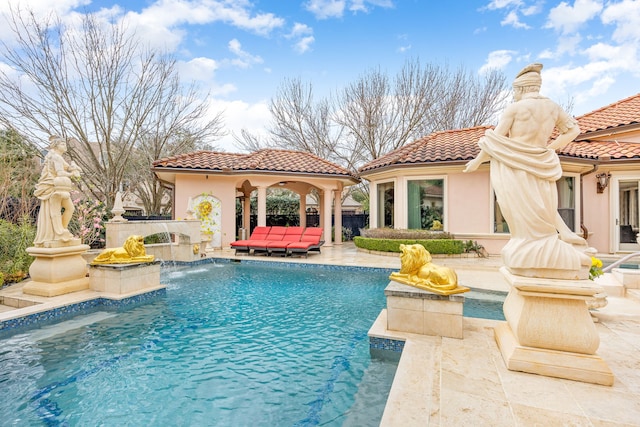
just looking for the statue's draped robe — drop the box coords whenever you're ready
[33,154,74,246]
[479,129,585,272]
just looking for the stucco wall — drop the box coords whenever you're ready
[175,174,238,248]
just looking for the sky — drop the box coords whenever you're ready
[1,0,639,152]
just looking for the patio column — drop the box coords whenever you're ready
[243,192,251,232]
[333,189,342,244]
[322,189,333,246]
[257,186,267,227]
[299,192,307,228]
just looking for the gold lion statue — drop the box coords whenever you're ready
[91,235,155,264]
[389,244,468,295]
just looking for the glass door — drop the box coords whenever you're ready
[618,179,640,251]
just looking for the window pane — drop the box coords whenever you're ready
[407,179,443,230]
[377,182,394,227]
[493,176,575,233]
[494,196,509,233]
[557,177,575,231]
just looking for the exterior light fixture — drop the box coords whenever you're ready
[596,172,611,193]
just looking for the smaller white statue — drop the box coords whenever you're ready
[33,135,82,247]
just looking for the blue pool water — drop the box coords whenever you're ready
[0,262,398,426]
[0,261,506,426]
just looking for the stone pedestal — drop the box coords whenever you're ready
[89,261,161,294]
[385,280,465,339]
[495,267,614,386]
[24,243,90,297]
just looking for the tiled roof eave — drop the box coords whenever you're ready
[152,165,359,182]
[575,122,640,141]
[359,159,471,176]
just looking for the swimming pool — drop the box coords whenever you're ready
[0,262,399,426]
[0,261,506,426]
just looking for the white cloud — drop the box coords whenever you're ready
[349,0,394,13]
[601,0,640,43]
[501,10,530,29]
[294,36,316,54]
[485,0,524,10]
[288,23,315,54]
[305,0,392,19]
[545,0,603,34]
[226,39,263,68]
[479,50,516,74]
[554,33,583,57]
[290,22,313,37]
[209,98,271,152]
[305,0,346,19]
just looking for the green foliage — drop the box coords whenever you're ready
[0,219,35,284]
[0,128,40,196]
[353,236,464,255]
[360,228,452,240]
[463,240,488,257]
[249,189,300,216]
[144,233,171,244]
[0,128,40,223]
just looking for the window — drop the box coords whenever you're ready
[377,182,394,227]
[494,176,576,233]
[407,179,443,230]
[494,195,509,233]
[557,176,575,231]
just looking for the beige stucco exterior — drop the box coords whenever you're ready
[155,169,356,249]
[362,125,640,256]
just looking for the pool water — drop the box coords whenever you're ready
[0,263,398,426]
[463,289,507,321]
[0,262,506,426]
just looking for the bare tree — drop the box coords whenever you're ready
[335,59,508,168]
[241,58,507,175]
[0,8,225,210]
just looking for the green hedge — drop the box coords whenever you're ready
[353,236,464,255]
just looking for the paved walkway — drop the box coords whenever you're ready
[2,242,640,426]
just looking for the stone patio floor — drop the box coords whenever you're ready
[1,242,639,426]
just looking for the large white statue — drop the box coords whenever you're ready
[33,135,82,247]
[464,63,591,280]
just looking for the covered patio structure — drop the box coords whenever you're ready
[152,149,360,249]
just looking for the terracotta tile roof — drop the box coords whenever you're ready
[575,93,640,134]
[560,140,640,161]
[153,149,358,179]
[358,126,491,174]
[359,93,640,173]
[560,93,640,161]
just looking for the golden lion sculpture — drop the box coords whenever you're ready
[91,235,155,264]
[389,244,468,295]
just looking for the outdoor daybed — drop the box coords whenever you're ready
[229,226,324,257]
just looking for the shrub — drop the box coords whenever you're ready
[359,228,452,240]
[0,218,35,284]
[353,236,464,255]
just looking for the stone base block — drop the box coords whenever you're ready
[24,244,90,297]
[385,280,465,339]
[495,322,614,386]
[23,277,89,297]
[89,261,161,294]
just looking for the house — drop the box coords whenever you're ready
[358,93,640,255]
[152,149,359,249]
